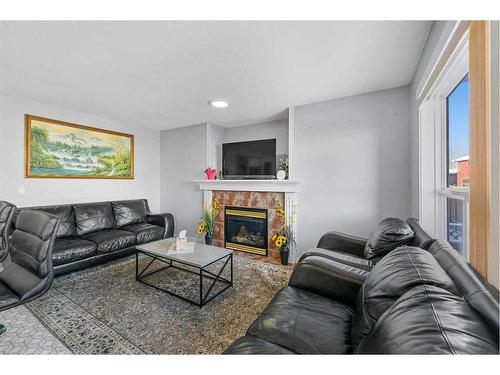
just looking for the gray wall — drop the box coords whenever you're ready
[0,94,161,211]
[409,21,457,217]
[160,123,207,236]
[294,86,412,255]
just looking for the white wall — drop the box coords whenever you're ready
[207,123,227,171]
[207,120,289,172]
[225,120,289,157]
[0,94,161,211]
[294,86,412,255]
[160,123,207,236]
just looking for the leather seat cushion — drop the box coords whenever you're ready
[351,246,459,347]
[302,248,372,271]
[247,286,354,354]
[0,281,19,306]
[224,336,295,354]
[356,285,499,354]
[112,200,148,228]
[73,202,115,236]
[364,218,414,259]
[0,262,43,300]
[121,223,163,244]
[52,238,98,266]
[81,230,135,254]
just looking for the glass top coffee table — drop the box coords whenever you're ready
[135,238,233,307]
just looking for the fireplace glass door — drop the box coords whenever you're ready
[224,206,268,256]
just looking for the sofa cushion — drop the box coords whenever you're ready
[112,200,147,228]
[73,202,115,236]
[301,248,372,271]
[356,285,499,354]
[247,286,353,354]
[30,205,75,239]
[121,223,163,244]
[406,217,435,249]
[224,336,295,354]
[351,246,459,348]
[364,218,414,260]
[81,230,135,254]
[52,238,97,266]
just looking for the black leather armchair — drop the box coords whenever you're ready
[0,201,16,264]
[299,218,436,271]
[0,210,59,336]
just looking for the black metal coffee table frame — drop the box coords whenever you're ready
[135,250,233,307]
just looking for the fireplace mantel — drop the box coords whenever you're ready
[195,179,299,193]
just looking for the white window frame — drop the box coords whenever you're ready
[419,33,470,259]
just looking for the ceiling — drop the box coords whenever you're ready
[0,21,432,130]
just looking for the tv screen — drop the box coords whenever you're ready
[222,139,276,179]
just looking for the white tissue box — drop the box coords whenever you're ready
[176,237,188,250]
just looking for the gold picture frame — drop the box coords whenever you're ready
[25,114,134,179]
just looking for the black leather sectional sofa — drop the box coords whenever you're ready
[225,218,499,354]
[11,199,174,276]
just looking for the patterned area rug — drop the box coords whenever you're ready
[26,255,290,354]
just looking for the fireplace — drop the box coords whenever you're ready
[224,206,268,256]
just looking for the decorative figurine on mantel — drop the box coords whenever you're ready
[197,198,219,245]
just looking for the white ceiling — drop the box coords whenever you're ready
[0,21,431,130]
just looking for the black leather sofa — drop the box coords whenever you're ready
[11,199,174,276]
[224,222,499,354]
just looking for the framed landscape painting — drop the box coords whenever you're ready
[25,115,134,179]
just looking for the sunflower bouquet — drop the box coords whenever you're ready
[197,198,219,244]
[271,202,296,250]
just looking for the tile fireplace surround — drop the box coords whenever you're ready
[197,180,299,261]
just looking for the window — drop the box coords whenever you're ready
[446,76,470,188]
[445,76,470,255]
[418,33,470,259]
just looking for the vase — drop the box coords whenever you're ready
[205,232,213,245]
[276,170,286,180]
[280,243,290,265]
[205,171,217,180]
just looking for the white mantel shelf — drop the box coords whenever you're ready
[195,179,299,193]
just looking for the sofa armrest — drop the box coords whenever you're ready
[288,256,368,306]
[317,231,367,257]
[147,213,174,238]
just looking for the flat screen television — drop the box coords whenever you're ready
[222,138,276,179]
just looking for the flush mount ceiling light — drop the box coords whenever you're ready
[210,100,229,108]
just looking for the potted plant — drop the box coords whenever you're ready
[197,198,219,245]
[277,154,289,180]
[204,167,217,180]
[272,202,296,265]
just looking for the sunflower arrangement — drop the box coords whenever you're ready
[271,202,296,249]
[197,198,219,235]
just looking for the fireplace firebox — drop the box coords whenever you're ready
[224,206,268,256]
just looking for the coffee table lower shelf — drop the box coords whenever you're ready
[135,250,233,307]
